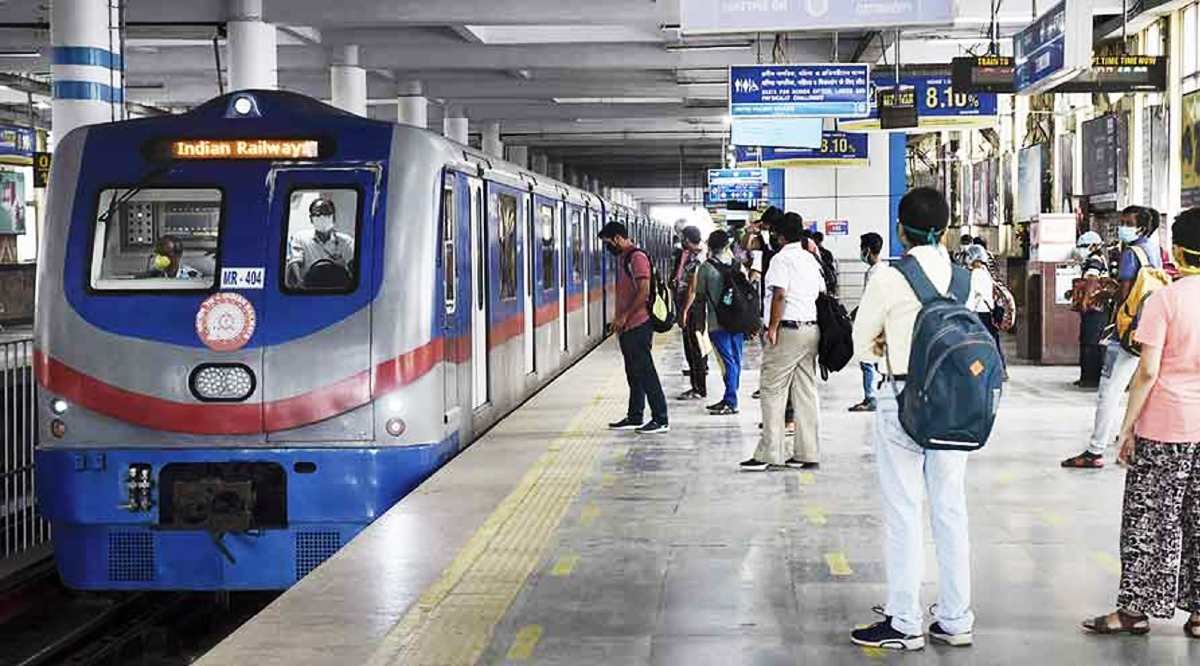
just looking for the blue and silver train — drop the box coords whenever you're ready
[35,91,672,590]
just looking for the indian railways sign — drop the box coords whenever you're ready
[170,139,320,160]
[682,0,955,33]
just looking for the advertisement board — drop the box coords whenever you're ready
[1183,90,1200,209]
[733,132,869,168]
[838,75,998,132]
[0,171,27,235]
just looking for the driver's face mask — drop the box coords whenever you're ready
[312,215,335,234]
[152,254,171,271]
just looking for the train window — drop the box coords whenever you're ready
[539,204,555,291]
[442,184,456,314]
[89,188,221,291]
[570,209,582,284]
[283,188,359,293]
[496,192,518,301]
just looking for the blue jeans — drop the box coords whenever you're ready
[709,329,744,408]
[861,362,877,402]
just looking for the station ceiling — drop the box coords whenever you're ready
[0,0,1131,192]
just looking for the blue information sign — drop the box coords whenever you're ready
[0,125,35,159]
[706,168,767,207]
[734,132,869,167]
[683,0,955,33]
[1014,1,1067,93]
[730,64,871,119]
[838,75,998,131]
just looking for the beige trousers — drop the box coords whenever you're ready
[754,325,821,465]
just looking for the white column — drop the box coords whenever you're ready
[506,145,529,169]
[396,80,427,128]
[531,152,549,175]
[51,0,124,138]
[330,45,367,117]
[443,110,468,144]
[1166,8,1184,222]
[548,161,564,181]
[481,121,503,158]
[227,0,277,91]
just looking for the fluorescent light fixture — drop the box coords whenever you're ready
[665,42,753,52]
[0,51,40,58]
[554,97,685,104]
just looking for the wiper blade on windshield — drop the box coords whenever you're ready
[97,165,176,223]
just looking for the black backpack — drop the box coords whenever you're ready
[706,259,762,335]
[816,292,854,377]
[623,249,676,333]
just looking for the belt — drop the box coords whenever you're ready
[884,374,908,381]
[779,320,817,329]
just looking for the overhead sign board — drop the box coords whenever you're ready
[1013,0,1094,95]
[682,0,955,34]
[958,54,1167,93]
[878,86,919,130]
[734,132,870,168]
[706,168,767,207]
[952,56,1017,93]
[839,75,998,132]
[0,125,35,162]
[730,117,823,149]
[730,64,871,119]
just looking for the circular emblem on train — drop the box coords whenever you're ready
[195,292,257,352]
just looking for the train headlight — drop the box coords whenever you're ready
[50,398,69,415]
[190,364,256,402]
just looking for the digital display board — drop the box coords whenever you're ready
[878,86,918,130]
[170,139,321,160]
[952,56,1016,93]
[730,64,871,118]
[706,168,767,207]
[1056,55,1168,92]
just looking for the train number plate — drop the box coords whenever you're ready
[220,267,265,289]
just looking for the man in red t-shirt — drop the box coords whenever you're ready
[599,221,669,434]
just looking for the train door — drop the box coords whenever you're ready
[582,207,592,337]
[468,176,488,409]
[522,192,536,374]
[265,166,379,441]
[558,201,568,352]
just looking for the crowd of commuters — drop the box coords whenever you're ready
[599,191,1200,650]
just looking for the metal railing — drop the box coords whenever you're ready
[1,337,48,567]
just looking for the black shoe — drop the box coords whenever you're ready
[710,404,738,415]
[676,389,705,401]
[706,400,727,411]
[608,417,643,430]
[850,609,925,651]
[636,420,669,435]
[682,369,691,377]
[785,459,818,469]
[739,458,769,472]
[751,389,761,400]
[848,400,877,413]
[928,622,973,647]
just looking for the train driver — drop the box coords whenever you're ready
[148,235,204,280]
[285,197,355,288]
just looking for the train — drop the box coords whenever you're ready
[34,90,673,590]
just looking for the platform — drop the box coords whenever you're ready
[200,334,1197,666]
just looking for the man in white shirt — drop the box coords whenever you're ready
[849,188,975,651]
[740,213,825,471]
[286,197,355,289]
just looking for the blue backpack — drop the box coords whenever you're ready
[891,256,1004,452]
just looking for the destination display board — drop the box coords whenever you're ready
[730,64,871,119]
[706,168,768,207]
[957,54,1167,93]
[170,139,321,160]
[878,86,918,130]
[838,75,998,132]
[682,0,955,34]
[952,56,1016,93]
[734,132,870,168]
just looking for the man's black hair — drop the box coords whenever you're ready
[760,206,785,227]
[813,231,825,244]
[1122,205,1161,236]
[776,214,805,243]
[860,232,884,255]
[898,187,950,246]
[1173,208,1200,268]
[960,233,973,243]
[598,221,629,240]
[972,236,988,250]
[707,229,730,251]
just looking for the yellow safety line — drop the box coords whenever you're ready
[825,552,854,577]
[861,646,887,659]
[550,554,580,577]
[505,625,544,662]
[579,502,601,526]
[803,505,828,526]
[366,373,622,666]
[797,471,816,486]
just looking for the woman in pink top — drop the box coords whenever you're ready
[1084,208,1200,639]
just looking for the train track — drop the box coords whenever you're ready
[1,560,277,666]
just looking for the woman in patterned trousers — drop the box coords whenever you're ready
[1083,208,1200,639]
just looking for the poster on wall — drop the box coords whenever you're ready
[0,171,26,235]
[1183,90,1200,209]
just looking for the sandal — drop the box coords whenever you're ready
[1082,610,1150,635]
[1062,452,1104,469]
[1185,616,1200,639]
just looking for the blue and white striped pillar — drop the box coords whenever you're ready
[227,0,277,91]
[50,0,124,140]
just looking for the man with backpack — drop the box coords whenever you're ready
[599,221,669,435]
[813,231,840,296]
[741,214,825,471]
[850,188,1003,651]
[1062,206,1170,469]
[683,229,757,415]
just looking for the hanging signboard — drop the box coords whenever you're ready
[1182,90,1200,209]
[952,56,1017,94]
[33,152,51,188]
[1082,114,1122,197]
[730,64,871,119]
[705,168,768,208]
[878,86,919,130]
[838,75,998,132]
[681,0,955,34]
[734,132,870,168]
[1013,0,1094,95]
[957,54,1167,93]
[730,117,823,149]
[0,125,35,163]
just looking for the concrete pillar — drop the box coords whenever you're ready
[506,145,529,169]
[396,80,427,128]
[481,121,503,158]
[548,161,564,181]
[227,0,277,91]
[51,0,123,138]
[1167,8,1184,222]
[531,152,550,175]
[443,111,468,144]
[330,45,366,117]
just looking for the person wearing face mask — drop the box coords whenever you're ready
[145,235,203,280]
[286,197,355,289]
[1068,232,1114,389]
[1063,206,1164,469]
[848,232,884,412]
[675,225,708,401]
